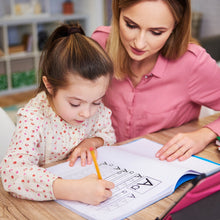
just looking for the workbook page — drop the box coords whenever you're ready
[113,138,220,175]
[47,147,194,220]
[47,139,220,220]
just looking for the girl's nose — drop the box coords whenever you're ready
[79,106,91,118]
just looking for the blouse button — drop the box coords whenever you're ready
[145,75,148,79]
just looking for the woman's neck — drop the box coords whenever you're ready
[129,54,158,87]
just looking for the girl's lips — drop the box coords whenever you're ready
[130,46,145,55]
[75,120,84,124]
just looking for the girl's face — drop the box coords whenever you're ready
[47,74,110,126]
[119,0,175,62]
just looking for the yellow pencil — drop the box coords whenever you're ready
[90,147,102,179]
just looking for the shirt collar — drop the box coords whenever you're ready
[150,54,168,78]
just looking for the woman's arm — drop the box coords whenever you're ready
[156,127,217,161]
[157,46,220,161]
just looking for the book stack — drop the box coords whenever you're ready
[0,48,4,56]
[216,136,220,151]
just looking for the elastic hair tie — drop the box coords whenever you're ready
[68,26,85,36]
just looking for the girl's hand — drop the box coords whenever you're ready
[156,128,217,161]
[77,174,114,205]
[68,137,104,167]
[53,174,115,205]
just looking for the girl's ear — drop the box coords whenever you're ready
[42,76,53,95]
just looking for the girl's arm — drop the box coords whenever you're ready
[68,104,116,166]
[1,114,115,203]
[0,114,58,201]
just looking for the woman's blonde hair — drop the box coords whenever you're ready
[107,0,197,79]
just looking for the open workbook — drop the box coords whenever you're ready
[47,138,220,220]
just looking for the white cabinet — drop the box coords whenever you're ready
[0,0,104,95]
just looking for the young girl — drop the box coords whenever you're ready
[0,24,115,205]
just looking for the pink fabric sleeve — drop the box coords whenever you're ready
[91,26,111,49]
[187,46,220,136]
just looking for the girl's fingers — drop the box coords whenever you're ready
[87,150,93,165]
[104,189,112,199]
[68,146,97,167]
[68,150,80,167]
[80,151,87,166]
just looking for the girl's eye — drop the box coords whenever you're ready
[70,103,80,107]
[125,21,137,29]
[93,102,101,106]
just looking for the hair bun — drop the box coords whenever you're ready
[68,25,85,36]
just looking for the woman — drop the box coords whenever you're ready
[92,0,220,161]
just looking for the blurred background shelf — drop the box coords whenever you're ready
[0,0,104,96]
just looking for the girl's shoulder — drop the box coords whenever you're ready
[97,102,112,114]
[90,103,112,122]
[17,91,52,119]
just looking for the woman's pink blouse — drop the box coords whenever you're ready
[92,26,220,142]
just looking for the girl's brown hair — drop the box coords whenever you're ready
[38,23,114,96]
[107,0,197,79]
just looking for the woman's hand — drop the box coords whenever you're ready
[68,137,104,167]
[156,128,217,161]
